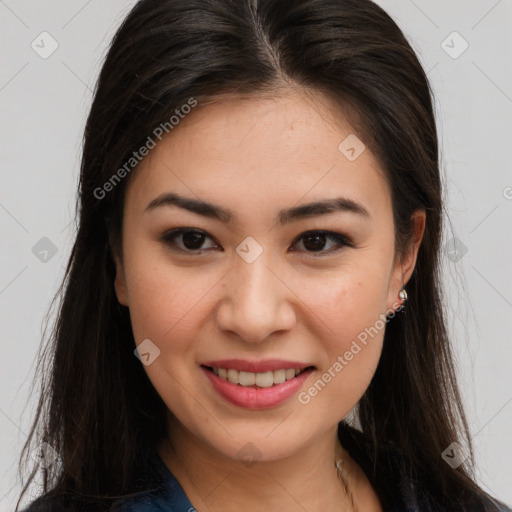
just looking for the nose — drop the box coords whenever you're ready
[215,250,297,344]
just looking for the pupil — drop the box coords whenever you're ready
[183,232,204,250]
[304,234,326,251]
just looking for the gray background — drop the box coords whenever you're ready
[1,0,511,509]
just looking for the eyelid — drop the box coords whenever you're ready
[290,229,354,249]
[160,228,221,253]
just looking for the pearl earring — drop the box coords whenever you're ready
[398,287,408,314]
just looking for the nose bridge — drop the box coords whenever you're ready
[216,244,295,343]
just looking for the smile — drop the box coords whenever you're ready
[200,364,316,409]
[206,366,312,388]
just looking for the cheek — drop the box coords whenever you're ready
[128,294,207,379]
[300,271,387,397]
[124,262,213,413]
[123,247,216,347]
[303,268,388,345]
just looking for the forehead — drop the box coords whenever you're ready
[125,90,391,223]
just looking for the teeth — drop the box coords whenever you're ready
[273,369,286,384]
[285,368,296,380]
[239,371,256,386]
[212,366,309,387]
[255,371,274,388]
[227,369,239,384]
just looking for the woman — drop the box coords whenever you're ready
[17,0,511,510]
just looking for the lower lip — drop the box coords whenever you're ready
[201,366,314,410]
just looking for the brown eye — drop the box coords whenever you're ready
[292,230,353,256]
[161,229,219,253]
[181,231,206,250]
[302,233,328,252]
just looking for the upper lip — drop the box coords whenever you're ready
[201,359,315,373]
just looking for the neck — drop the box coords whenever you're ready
[157,419,357,512]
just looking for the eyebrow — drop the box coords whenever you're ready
[145,191,371,224]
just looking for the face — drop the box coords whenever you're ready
[113,90,425,463]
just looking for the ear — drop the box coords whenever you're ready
[112,249,129,306]
[386,209,426,312]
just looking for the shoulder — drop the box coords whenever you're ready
[19,494,102,512]
[108,449,194,511]
[20,448,193,512]
[337,422,512,512]
[19,486,177,512]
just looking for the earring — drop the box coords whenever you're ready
[386,287,408,320]
[398,287,407,313]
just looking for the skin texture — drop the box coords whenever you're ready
[113,89,425,512]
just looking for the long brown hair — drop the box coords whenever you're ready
[16,0,505,510]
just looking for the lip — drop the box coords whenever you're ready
[201,359,312,373]
[200,364,315,410]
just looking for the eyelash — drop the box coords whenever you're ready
[160,228,354,257]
